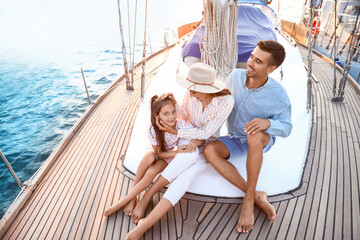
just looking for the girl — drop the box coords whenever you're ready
[104,95,203,217]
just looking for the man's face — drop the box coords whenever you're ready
[246,47,276,79]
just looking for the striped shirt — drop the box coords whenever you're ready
[176,91,234,140]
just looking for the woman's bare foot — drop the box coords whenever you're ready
[104,198,128,217]
[255,191,276,222]
[131,199,150,224]
[236,198,255,233]
[124,198,136,216]
[125,219,147,240]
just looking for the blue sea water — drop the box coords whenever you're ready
[0,0,203,217]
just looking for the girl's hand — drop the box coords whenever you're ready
[160,93,177,104]
[186,140,198,152]
[156,116,177,135]
[177,145,188,153]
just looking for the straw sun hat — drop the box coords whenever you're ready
[176,62,225,93]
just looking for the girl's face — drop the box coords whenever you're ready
[157,103,177,127]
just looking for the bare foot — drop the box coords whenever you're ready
[124,198,136,216]
[104,198,128,217]
[255,191,276,222]
[236,198,254,233]
[104,205,117,217]
[125,219,146,240]
[132,200,149,224]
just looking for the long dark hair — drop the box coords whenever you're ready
[150,95,176,152]
[209,88,232,97]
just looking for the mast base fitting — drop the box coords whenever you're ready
[331,96,344,103]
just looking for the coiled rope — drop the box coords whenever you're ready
[201,0,238,81]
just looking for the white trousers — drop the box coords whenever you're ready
[163,154,208,206]
[161,138,199,184]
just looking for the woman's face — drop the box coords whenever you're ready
[157,103,177,127]
[189,90,209,101]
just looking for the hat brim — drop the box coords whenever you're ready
[176,74,225,93]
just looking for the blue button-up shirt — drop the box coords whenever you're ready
[225,69,292,143]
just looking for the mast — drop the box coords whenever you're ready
[116,0,133,90]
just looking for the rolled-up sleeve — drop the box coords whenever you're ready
[266,94,292,137]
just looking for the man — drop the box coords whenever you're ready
[203,40,292,233]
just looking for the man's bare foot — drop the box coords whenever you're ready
[236,198,255,233]
[104,198,128,217]
[255,191,276,222]
[125,219,146,240]
[132,200,149,224]
[124,199,136,216]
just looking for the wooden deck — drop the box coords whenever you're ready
[1,44,360,239]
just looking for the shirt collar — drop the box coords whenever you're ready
[243,76,271,92]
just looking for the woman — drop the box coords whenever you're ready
[126,62,234,240]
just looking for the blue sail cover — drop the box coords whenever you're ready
[182,4,277,63]
[236,4,277,62]
[237,0,268,7]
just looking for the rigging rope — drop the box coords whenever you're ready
[131,0,138,87]
[201,0,238,81]
[141,0,148,98]
[127,0,132,74]
[116,0,132,89]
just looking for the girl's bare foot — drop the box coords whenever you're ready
[131,200,149,224]
[104,198,128,217]
[124,198,136,216]
[104,205,117,217]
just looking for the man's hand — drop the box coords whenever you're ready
[186,140,198,152]
[156,116,178,135]
[244,118,270,135]
[160,93,177,104]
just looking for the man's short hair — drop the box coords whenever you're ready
[257,40,286,68]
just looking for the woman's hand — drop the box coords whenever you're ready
[160,93,177,104]
[176,145,188,154]
[156,116,178,135]
[186,140,198,152]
